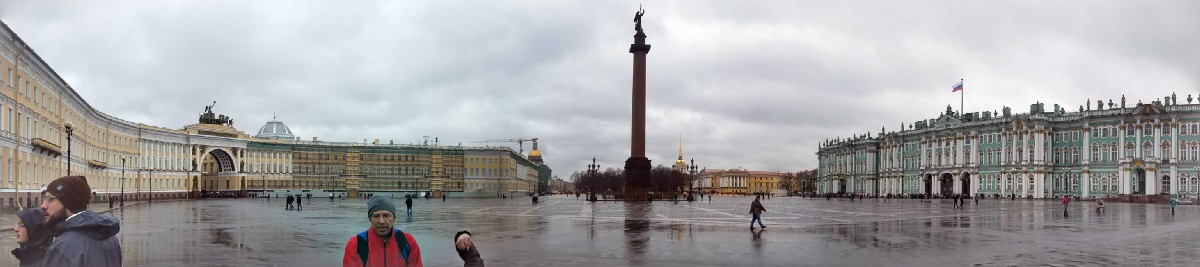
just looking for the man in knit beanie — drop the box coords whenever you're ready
[40,176,122,267]
[343,195,423,266]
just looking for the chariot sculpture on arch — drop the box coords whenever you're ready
[198,100,235,126]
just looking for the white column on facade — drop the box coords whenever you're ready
[1154,120,1162,160]
[1135,124,1142,158]
[932,175,939,196]
[1000,132,1008,165]
[956,134,963,167]
[1082,170,1090,198]
[999,173,1005,196]
[970,173,978,196]
[1119,124,1126,160]
[1136,123,1143,194]
[1035,172,1044,198]
[1150,167,1159,195]
[1171,120,1179,195]
[1083,123,1091,165]
[920,138,926,170]
[1035,129,1044,165]
[952,174,960,194]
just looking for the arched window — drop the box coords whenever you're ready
[1110,142,1118,161]
[1142,142,1153,159]
[1182,143,1190,162]
[1191,142,1199,162]
[1101,175,1108,192]
[1162,142,1172,160]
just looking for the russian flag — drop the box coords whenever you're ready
[951,80,963,92]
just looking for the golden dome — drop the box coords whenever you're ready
[528,149,541,158]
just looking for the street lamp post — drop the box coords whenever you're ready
[688,158,698,200]
[120,158,125,207]
[65,121,74,175]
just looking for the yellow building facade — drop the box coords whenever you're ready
[0,20,549,207]
[694,169,783,195]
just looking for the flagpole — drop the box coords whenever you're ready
[960,79,964,117]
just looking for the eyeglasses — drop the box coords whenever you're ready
[369,213,395,221]
[42,195,57,204]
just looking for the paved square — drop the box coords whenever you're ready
[3,196,1199,266]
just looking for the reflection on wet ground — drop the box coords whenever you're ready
[2,196,1199,266]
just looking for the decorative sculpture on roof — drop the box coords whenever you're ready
[1087,98,1091,111]
[1097,100,1103,110]
[1121,95,1126,108]
[1189,94,1194,104]
[1172,92,1178,105]
[1108,99,1114,109]
[199,101,235,126]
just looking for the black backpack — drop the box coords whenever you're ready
[356,229,411,266]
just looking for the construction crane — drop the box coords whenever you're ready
[473,138,538,155]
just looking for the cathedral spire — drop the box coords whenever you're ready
[677,134,683,160]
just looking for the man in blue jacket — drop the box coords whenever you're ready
[40,176,122,267]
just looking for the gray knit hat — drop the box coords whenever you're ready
[367,196,396,217]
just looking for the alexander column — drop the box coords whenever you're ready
[624,7,652,200]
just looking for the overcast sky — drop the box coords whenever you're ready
[2,1,1198,175]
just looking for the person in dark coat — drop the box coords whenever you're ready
[40,176,122,267]
[286,195,294,210]
[455,231,485,267]
[750,195,767,230]
[405,196,414,217]
[12,207,52,267]
[296,195,303,211]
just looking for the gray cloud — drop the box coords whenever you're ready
[3,0,1197,176]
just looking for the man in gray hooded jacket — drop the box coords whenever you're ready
[39,176,122,267]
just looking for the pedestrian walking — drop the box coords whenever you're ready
[405,196,414,217]
[342,196,424,266]
[296,195,303,211]
[750,195,767,229]
[1062,195,1070,217]
[975,194,979,205]
[1096,198,1105,213]
[12,207,53,267]
[443,194,446,202]
[40,176,123,267]
[1171,196,1177,215]
[286,195,295,210]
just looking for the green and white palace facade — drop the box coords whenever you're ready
[818,95,1200,199]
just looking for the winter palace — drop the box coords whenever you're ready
[818,94,1200,199]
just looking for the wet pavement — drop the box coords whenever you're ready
[2,195,1199,266]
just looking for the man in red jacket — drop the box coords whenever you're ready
[343,196,423,267]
